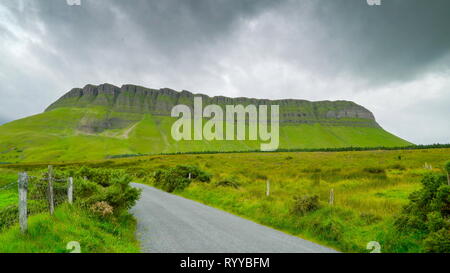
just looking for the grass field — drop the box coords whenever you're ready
[1,147,448,252]
[98,147,448,252]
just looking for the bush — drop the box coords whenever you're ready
[394,173,449,252]
[153,169,190,193]
[291,195,320,216]
[153,165,211,192]
[445,161,450,174]
[77,168,141,212]
[90,201,114,218]
[424,228,450,253]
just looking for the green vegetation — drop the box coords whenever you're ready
[153,165,211,192]
[394,173,450,252]
[0,167,141,253]
[67,147,447,253]
[0,204,139,253]
[1,147,448,253]
[0,106,411,163]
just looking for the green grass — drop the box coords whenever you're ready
[96,147,448,253]
[0,204,140,253]
[0,168,18,209]
[0,148,448,252]
[0,107,411,162]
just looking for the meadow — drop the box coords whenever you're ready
[1,147,448,252]
[107,147,449,252]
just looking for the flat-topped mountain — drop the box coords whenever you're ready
[46,83,378,128]
[0,83,410,162]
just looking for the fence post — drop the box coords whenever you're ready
[188,173,192,180]
[447,171,450,186]
[329,189,334,206]
[48,165,54,215]
[266,180,270,197]
[18,172,28,233]
[68,177,73,204]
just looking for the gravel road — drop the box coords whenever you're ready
[131,183,338,253]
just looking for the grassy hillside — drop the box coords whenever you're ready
[0,107,411,163]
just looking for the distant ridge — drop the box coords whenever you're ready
[46,83,378,128]
[0,83,411,162]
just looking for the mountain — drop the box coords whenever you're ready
[0,83,411,162]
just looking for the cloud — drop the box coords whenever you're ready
[0,0,449,144]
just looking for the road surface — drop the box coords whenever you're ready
[131,183,337,253]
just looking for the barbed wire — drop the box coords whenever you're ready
[1,176,70,192]
[0,181,18,191]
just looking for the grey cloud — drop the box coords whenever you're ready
[0,0,449,144]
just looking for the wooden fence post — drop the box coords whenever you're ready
[188,173,192,180]
[48,165,54,215]
[68,177,73,204]
[266,180,270,197]
[329,189,335,206]
[18,172,28,233]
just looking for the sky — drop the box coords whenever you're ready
[0,0,449,144]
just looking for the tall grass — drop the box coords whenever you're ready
[0,204,139,253]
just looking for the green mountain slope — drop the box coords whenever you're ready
[0,84,411,162]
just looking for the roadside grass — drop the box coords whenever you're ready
[2,148,449,252]
[115,148,448,252]
[0,204,140,253]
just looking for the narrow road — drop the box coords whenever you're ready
[131,183,337,253]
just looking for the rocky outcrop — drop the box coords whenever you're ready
[46,83,379,128]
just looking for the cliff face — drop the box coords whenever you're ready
[46,83,378,127]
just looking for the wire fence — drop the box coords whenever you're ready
[0,181,17,191]
[0,166,74,233]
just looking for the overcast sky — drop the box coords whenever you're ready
[0,0,449,144]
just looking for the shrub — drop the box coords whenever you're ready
[81,170,141,212]
[153,168,190,193]
[445,161,450,174]
[74,177,101,199]
[424,228,450,253]
[291,195,320,216]
[90,201,114,218]
[153,165,211,192]
[174,165,212,182]
[394,173,449,252]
